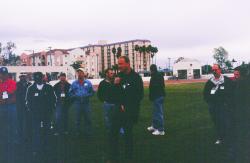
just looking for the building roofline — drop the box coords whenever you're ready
[77,39,151,49]
[27,39,151,55]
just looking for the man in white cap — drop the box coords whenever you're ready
[69,68,95,137]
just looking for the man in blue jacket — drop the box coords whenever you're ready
[69,68,94,136]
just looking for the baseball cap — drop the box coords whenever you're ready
[0,67,8,75]
[20,71,27,76]
[33,72,43,80]
[76,68,85,73]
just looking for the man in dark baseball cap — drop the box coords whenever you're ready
[33,72,43,84]
[0,67,8,75]
[0,66,18,163]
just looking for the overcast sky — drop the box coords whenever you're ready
[1,0,250,67]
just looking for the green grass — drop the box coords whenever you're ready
[56,83,223,163]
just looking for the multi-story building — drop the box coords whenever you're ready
[21,39,152,78]
[72,39,152,78]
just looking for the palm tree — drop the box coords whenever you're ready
[117,47,122,59]
[112,46,117,65]
[134,45,140,72]
[146,45,152,65]
[151,46,158,64]
[140,45,147,71]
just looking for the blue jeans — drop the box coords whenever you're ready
[152,96,165,131]
[103,102,115,131]
[74,101,92,135]
[0,104,18,163]
[55,102,69,134]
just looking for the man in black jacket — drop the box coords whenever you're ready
[97,68,117,132]
[147,64,166,136]
[108,56,144,162]
[26,72,56,160]
[230,66,250,162]
[53,73,71,135]
[16,72,32,143]
[203,64,233,145]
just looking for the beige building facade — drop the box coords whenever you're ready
[21,39,152,78]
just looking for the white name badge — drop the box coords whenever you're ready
[220,86,225,90]
[34,93,39,96]
[61,93,66,97]
[2,92,8,99]
[210,89,216,95]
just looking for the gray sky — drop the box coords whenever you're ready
[1,0,250,67]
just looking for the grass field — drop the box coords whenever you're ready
[8,82,235,163]
[53,82,225,163]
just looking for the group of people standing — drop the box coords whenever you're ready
[204,64,250,162]
[0,56,166,163]
[97,57,166,163]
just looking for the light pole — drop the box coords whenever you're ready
[96,54,99,78]
[25,49,35,66]
[48,46,52,66]
[168,58,171,70]
[168,57,171,75]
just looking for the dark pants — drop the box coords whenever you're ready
[0,104,18,163]
[109,107,135,162]
[0,104,8,163]
[17,104,30,143]
[55,102,69,134]
[208,103,231,140]
[31,112,50,159]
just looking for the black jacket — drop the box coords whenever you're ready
[53,81,71,107]
[97,79,121,104]
[26,83,56,120]
[203,76,233,106]
[16,80,31,109]
[116,69,144,123]
[149,72,166,101]
[232,78,250,126]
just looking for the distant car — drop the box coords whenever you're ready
[168,75,178,80]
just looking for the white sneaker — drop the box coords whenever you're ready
[152,130,165,136]
[147,126,156,132]
[215,139,221,145]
